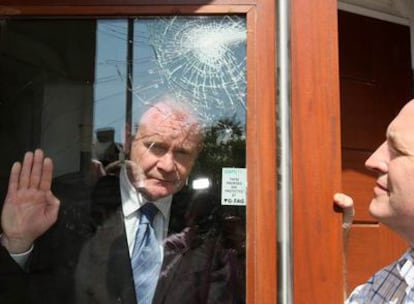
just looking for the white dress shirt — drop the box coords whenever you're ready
[119,165,172,259]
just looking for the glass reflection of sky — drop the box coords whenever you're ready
[93,16,246,147]
[93,20,128,144]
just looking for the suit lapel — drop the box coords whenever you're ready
[76,175,136,303]
[101,208,136,303]
[153,194,191,303]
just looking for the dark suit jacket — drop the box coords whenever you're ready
[0,174,245,304]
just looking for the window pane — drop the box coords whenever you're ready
[0,16,246,304]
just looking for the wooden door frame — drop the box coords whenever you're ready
[1,0,346,301]
[291,0,344,302]
[0,1,277,303]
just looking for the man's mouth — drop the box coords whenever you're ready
[153,177,179,186]
[374,182,389,194]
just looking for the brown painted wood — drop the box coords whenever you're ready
[342,150,377,222]
[0,5,253,15]
[339,11,411,153]
[0,0,255,5]
[245,1,277,303]
[347,224,406,291]
[291,0,345,302]
[0,2,278,303]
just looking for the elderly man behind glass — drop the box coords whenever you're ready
[0,96,245,304]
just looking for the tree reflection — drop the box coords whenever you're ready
[196,116,246,184]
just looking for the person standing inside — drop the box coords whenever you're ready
[335,98,414,303]
[0,95,244,304]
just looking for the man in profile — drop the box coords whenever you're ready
[335,99,414,303]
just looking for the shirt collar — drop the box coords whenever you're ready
[119,165,172,219]
[398,248,414,295]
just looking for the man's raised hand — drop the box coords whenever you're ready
[1,149,60,254]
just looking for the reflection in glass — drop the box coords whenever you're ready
[0,16,246,304]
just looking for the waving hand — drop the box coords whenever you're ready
[1,149,60,254]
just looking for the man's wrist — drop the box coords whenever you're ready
[0,234,33,269]
[0,234,33,254]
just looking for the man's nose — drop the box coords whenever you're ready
[157,151,176,172]
[365,141,388,173]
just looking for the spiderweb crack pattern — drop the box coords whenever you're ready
[133,15,247,126]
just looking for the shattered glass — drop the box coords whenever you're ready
[0,15,247,304]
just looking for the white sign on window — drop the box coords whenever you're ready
[221,167,247,206]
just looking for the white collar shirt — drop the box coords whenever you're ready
[119,166,171,260]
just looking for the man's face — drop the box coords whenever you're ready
[128,102,202,201]
[365,100,414,241]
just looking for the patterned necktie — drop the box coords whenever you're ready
[131,203,161,304]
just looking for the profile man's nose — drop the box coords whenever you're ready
[365,141,388,173]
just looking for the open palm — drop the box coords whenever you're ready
[1,149,60,254]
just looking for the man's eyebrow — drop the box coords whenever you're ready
[143,139,165,149]
[387,128,409,154]
[135,132,160,141]
[386,129,398,147]
[173,146,193,154]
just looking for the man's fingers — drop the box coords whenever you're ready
[7,162,22,195]
[333,193,355,229]
[29,149,44,189]
[39,158,54,192]
[19,152,34,189]
[333,193,354,209]
[6,150,54,198]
